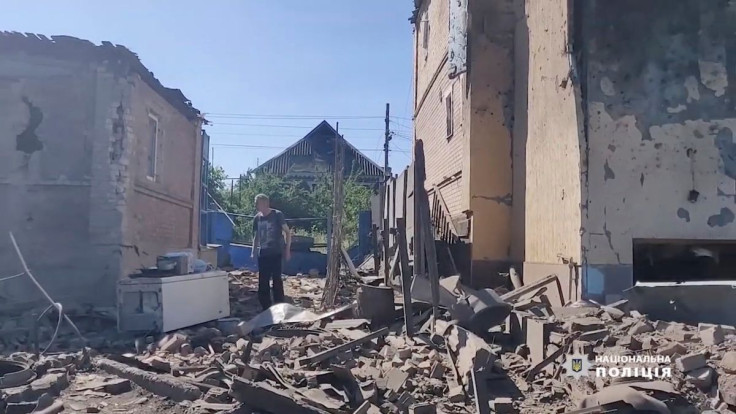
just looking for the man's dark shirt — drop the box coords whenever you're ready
[253,209,286,257]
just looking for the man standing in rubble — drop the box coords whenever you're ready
[251,194,292,310]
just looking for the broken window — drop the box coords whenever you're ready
[445,89,454,139]
[633,240,736,283]
[147,114,159,180]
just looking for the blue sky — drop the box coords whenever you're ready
[1,1,415,178]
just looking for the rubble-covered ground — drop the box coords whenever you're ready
[2,271,736,414]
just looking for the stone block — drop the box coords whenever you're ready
[676,353,706,373]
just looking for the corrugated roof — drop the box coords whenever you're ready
[0,31,201,121]
[253,121,384,180]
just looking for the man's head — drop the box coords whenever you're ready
[254,194,270,213]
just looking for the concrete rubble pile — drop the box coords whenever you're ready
[4,271,736,414]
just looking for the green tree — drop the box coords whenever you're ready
[206,168,372,248]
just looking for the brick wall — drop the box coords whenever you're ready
[414,0,468,217]
[0,54,129,310]
[122,74,202,276]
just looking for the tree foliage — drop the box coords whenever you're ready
[207,166,372,246]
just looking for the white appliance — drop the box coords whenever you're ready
[117,271,230,333]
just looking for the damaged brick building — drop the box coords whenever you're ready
[0,33,204,311]
[411,0,736,309]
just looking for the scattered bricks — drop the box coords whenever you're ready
[30,372,69,396]
[448,386,465,403]
[401,362,418,376]
[601,306,625,321]
[658,342,687,357]
[569,317,605,333]
[617,336,642,351]
[515,345,530,359]
[158,333,187,353]
[676,353,707,373]
[394,391,416,411]
[204,387,230,403]
[397,348,412,360]
[179,343,192,356]
[654,321,670,332]
[548,332,566,346]
[491,397,518,414]
[721,351,736,374]
[142,356,172,373]
[700,326,725,346]
[685,367,714,389]
[385,368,409,393]
[629,310,644,318]
[607,298,628,310]
[572,340,593,355]
[95,358,202,402]
[355,401,382,414]
[629,320,654,335]
[103,378,132,395]
[578,329,609,342]
[722,325,736,336]
[409,402,437,414]
[718,374,736,406]
[429,362,444,379]
[641,337,658,351]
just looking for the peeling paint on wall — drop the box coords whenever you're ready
[581,0,736,268]
[707,207,735,227]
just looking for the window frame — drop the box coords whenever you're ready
[444,88,454,140]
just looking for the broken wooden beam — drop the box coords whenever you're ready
[341,246,361,280]
[295,327,390,367]
[396,218,414,336]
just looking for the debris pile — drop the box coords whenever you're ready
[4,270,736,414]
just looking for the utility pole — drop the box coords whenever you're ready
[384,103,391,181]
[382,103,391,284]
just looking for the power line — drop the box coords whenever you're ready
[208,122,383,131]
[209,131,381,139]
[205,112,384,120]
[211,143,410,154]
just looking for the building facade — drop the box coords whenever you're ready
[0,33,203,311]
[412,0,736,303]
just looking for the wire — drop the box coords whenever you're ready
[37,302,64,355]
[0,272,24,282]
[208,122,383,131]
[210,143,409,154]
[390,119,414,130]
[205,113,384,120]
[209,132,381,139]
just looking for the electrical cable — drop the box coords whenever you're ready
[37,302,64,355]
[0,272,24,282]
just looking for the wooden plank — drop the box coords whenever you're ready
[295,327,390,367]
[396,218,413,336]
[341,247,360,280]
[433,184,459,237]
[414,140,439,325]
